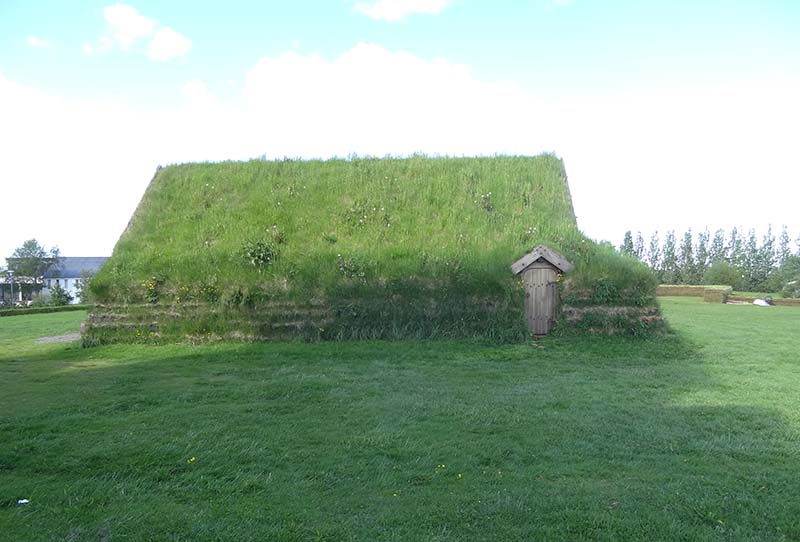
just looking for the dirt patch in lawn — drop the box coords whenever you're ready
[35,333,81,344]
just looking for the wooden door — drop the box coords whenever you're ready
[522,265,558,335]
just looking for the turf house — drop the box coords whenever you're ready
[84,154,663,344]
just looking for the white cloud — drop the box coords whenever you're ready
[82,36,113,56]
[84,4,190,60]
[181,80,212,104]
[1,44,798,258]
[0,73,153,258]
[242,43,550,157]
[353,0,452,21]
[103,3,156,50]
[26,36,51,49]
[147,27,192,61]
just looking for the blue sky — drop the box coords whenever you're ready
[1,0,799,257]
[6,1,797,100]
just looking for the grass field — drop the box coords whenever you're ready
[1,299,799,541]
[730,291,784,299]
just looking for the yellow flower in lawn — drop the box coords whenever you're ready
[188,456,197,464]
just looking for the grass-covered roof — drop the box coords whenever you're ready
[89,154,659,341]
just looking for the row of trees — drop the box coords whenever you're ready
[619,226,800,293]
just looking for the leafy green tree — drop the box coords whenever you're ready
[633,231,645,261]
[677,229,695,283]
[49,283,73,306]
[75,270,95,304]
[619,231,635,256]
[739,229,757,290]
[727,227,744,268]
[5,239,61,299]
[777,225,791,266]
[761,225,776,266]
[693,229,710,284]
[738,229,776,291]
[647,231,661,273]
[661,231,678,284]
[778,256,800,298]
[7,239,61,279]
[757,226,779,291]
[779,255,800,281]
[708,229,726,263]
[703,260,740,288]
[783,279,800,298]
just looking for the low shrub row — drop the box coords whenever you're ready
[0,304,91,317]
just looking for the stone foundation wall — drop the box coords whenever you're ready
[559,306,666,336]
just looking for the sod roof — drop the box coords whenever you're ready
[91,154,656,317]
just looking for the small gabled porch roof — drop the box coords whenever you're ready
[511,245,573,276]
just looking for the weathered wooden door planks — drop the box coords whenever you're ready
[523,265,558,335]
[511,245,572,336]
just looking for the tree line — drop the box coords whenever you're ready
[619,226,800,294]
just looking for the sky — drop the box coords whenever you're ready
[1,0,799,259]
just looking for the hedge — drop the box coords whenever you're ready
[0,304,91,317]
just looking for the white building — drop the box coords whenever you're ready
[41,257,108,304]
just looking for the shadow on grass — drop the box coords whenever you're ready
[1,333,799,541]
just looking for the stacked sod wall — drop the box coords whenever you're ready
[84,155,663,343]
[656,285,732,303]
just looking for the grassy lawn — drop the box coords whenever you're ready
[1,300,799,541]
[731,291,784,299]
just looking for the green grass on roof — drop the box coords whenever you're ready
[89,154,658,340]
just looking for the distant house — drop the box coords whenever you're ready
[0,275,44,305]
[42,257,108,304]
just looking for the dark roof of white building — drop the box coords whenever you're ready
[44,257,109,278]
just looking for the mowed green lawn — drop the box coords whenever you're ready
[1,298,798,541]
